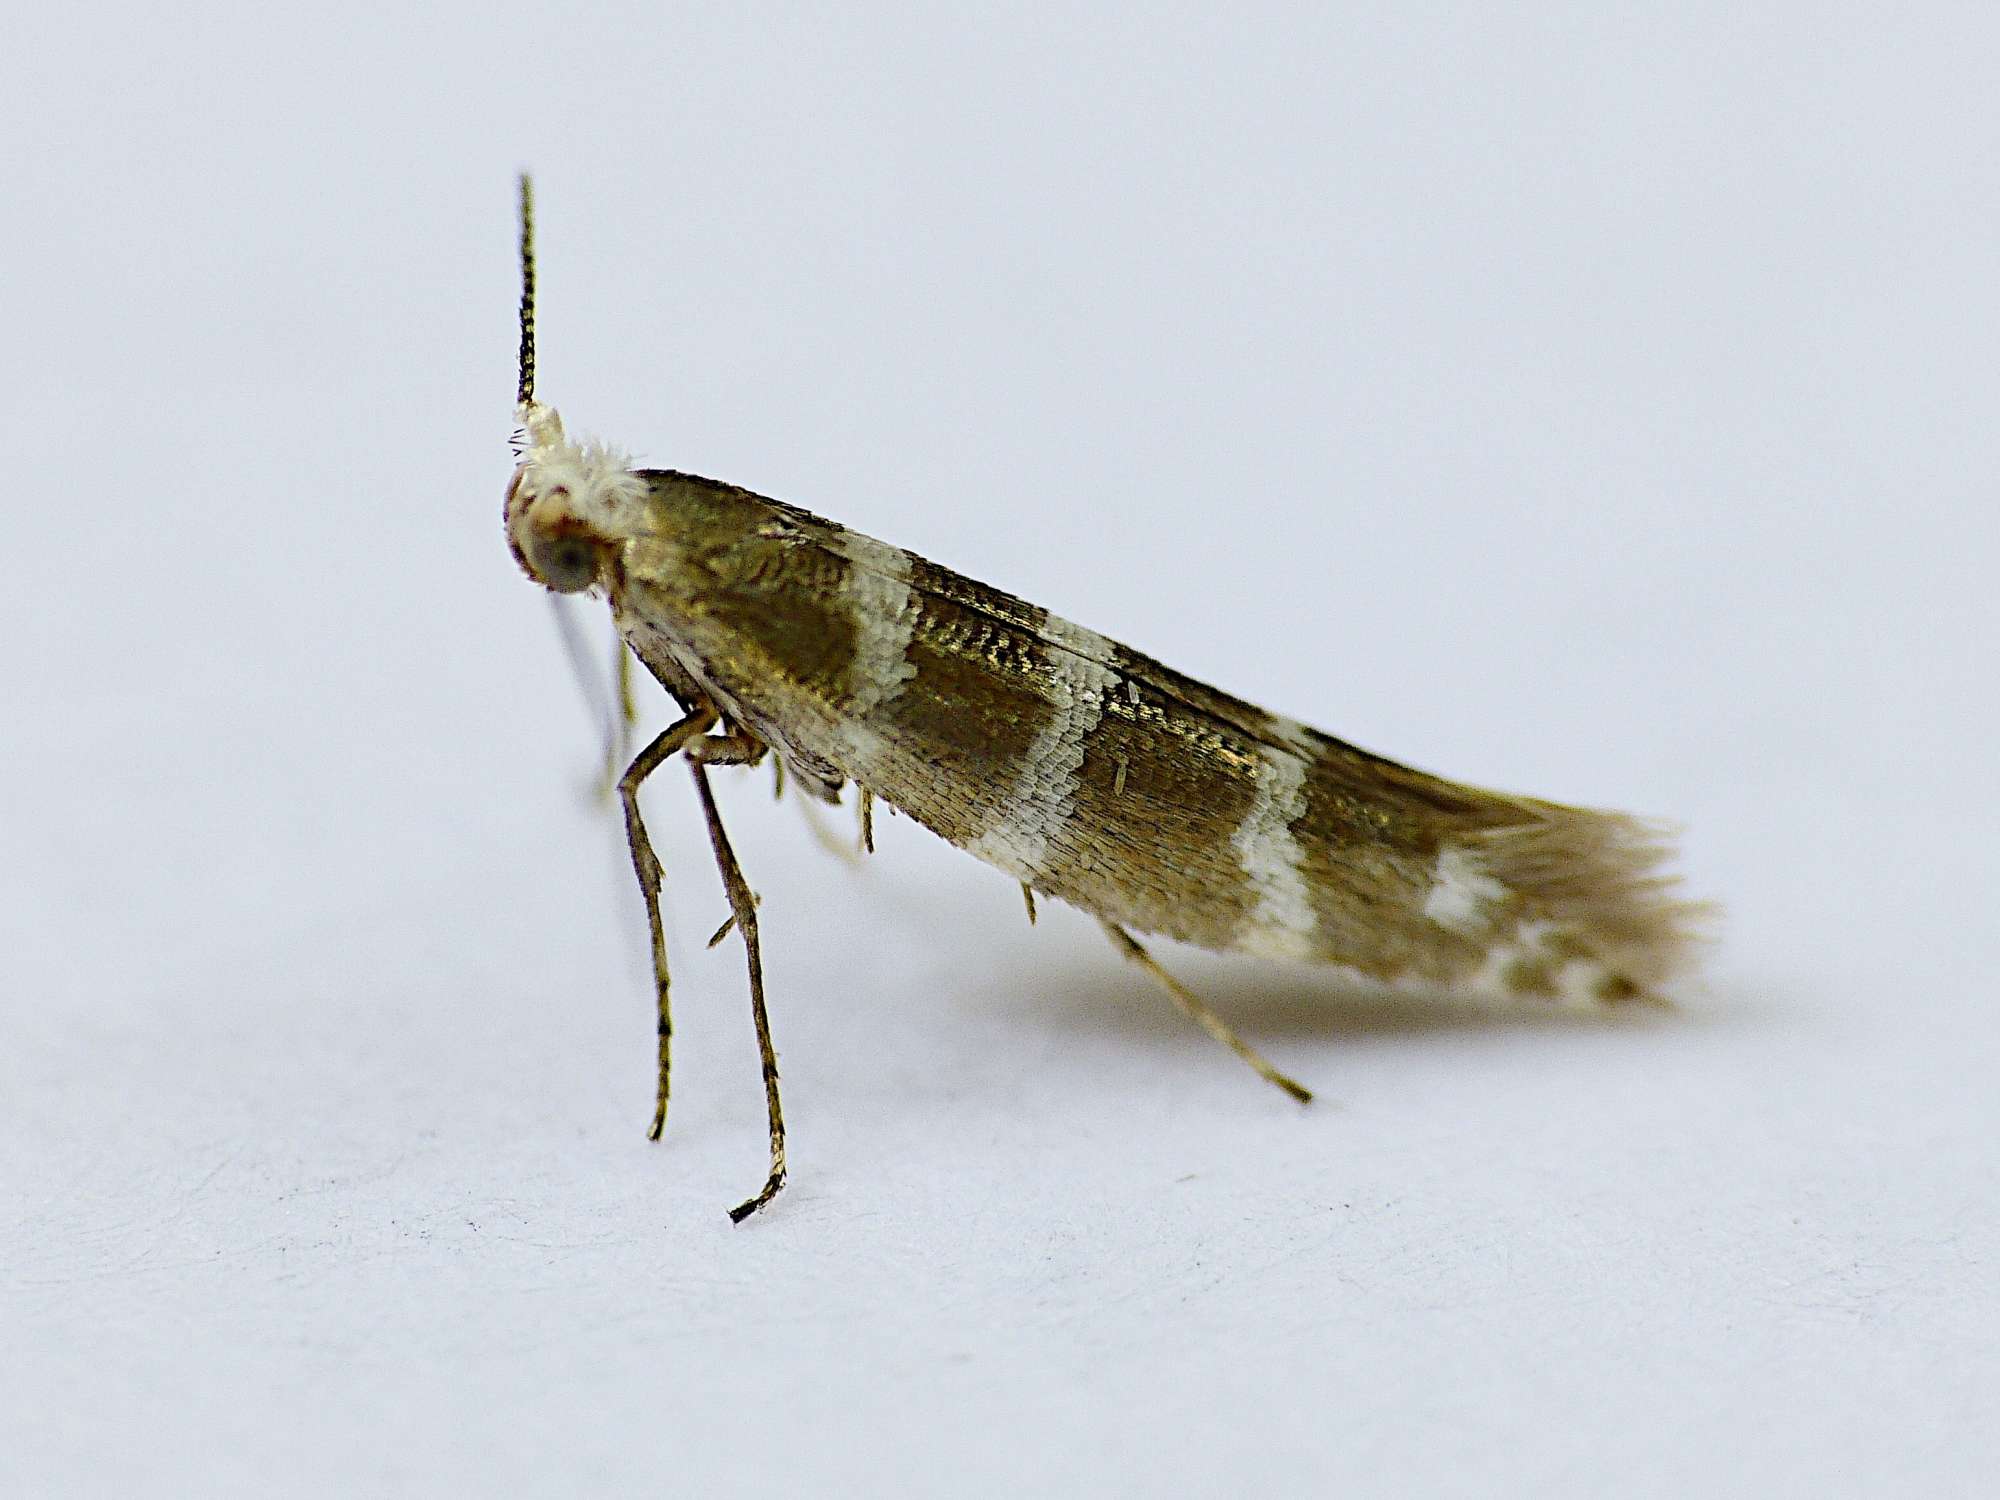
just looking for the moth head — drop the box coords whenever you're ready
[506,400,650,594]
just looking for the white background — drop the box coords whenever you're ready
[6,4,1994,1494]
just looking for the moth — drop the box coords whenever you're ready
[503,176,1706,1221]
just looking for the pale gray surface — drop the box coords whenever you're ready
[5,4,1995,1495]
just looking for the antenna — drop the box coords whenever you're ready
[516,172,537,407]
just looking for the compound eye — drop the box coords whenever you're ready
[529,528,604,593]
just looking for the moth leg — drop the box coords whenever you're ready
[688,728,771,954]
[619,705,719,1142]
[686,732,789,1223]
[1099,921,1313,1105]
[605,635,638,794]
[546,594,641,801]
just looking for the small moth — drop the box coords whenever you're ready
[503,176,1706,1221]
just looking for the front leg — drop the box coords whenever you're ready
[618,705,718,1141]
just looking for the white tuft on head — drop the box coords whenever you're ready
[509,399,650,536]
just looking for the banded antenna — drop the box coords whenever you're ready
[517,172,537,407]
